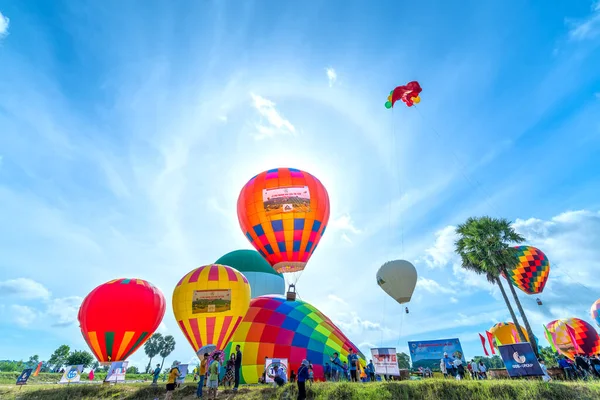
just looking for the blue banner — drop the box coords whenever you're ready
[408,338,465,370]
[16,368,33,386]
[498,342,544,377]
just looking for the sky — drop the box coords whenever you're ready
[0,0,599,370]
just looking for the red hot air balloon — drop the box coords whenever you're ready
[78,278,166,363]
[237,168,330,284]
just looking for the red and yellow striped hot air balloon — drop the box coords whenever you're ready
[173,264,251,355]
[78,278,166,363]
[237,168,330,283]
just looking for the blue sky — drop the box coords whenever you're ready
[1,0,599,369]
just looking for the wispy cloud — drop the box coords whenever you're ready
[46,296,83,327]
[10,305,38,328]
[328,294,348,306]
[567,1,600,40]
[421,226,457,269]
[250,93,296,140]
[0,11,9,37]
[0,278,51,300]
[417,277,454,295]
[325,67,337,87]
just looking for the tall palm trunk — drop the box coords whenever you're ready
[145,357,153,374]
[496,277,527,343]
[503,269,539,356]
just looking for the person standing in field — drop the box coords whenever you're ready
[330,352,342,382]
[196,353,209,399]
[297,360,309,400]
[207,353,221,399]
[152,364,161,386]
[440,358,447,378]
[164,362,180,400]
[347,348,359,382]
[233,345,242,391]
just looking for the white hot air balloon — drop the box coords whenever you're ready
[376,260,418,305]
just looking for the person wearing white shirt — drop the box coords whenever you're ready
[470,360,479,379]
[478,361,487,379]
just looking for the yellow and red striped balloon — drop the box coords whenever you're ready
[173,264,251,354]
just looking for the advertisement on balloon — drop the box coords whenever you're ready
[262,186,311,215]
[408,339,466,370]
[265,358,288,383]
[370,348,400,376]
[192,289,231,314]
[498,343,544,377]
[59,365,83,384]
[105,361,128,383]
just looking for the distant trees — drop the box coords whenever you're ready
[66,350,94,368]
[397,352,411,369]
[143,333,177,372]
[159,336,176,370]
[127,366,140,374]
[48,345,71,371]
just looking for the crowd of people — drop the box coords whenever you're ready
[557,354,600,380]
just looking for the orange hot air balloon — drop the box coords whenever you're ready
[78,278,166,363]
[237,168,330,281]
[173,264,251,355]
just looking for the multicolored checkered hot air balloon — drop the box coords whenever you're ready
[173,264,251,356]
[237,168,330,282]
[223,295,364,383]
[591,299,600,329]
[489,322,529,346]
[78,278,166,363]
[502,246,550,295]
[546,318,600,360]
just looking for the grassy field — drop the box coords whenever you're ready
[1,380,600,400]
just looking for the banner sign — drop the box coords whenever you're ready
[265,358,288,383]
[59,365,83,384]
[498,342,544,377]
[105,361,128,383]
[16,368,33,385]
[370,348,400,376]
[263,186,311,215]
[408,338,466,370]
[192,289,231,314]
[176,364,189,384]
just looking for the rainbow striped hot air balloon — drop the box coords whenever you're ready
[223,295,364,384]
[591,299,600,329]
[502,246,550,295]
[173,264,251,355]
[546,318,600,360]
[78,278,166,363]
[237,168,330,281]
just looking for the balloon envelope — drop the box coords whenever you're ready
[223,295,364,383]
[376,260,417,304]
[489,322,528,345]
[546,318,600,359]
[502,246,550,295]
[78,278,166,362]
[173,264,251,354]
[237,168,330,274]
[591,299,600,328]
[215,250,285,299]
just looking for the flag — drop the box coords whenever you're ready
[566,325,581,354]
[543,324,557,352]
[33,362,42,377]
[89,370,95,380]
[511,329,519,344]
[479,333,489,356]
[485,331,496,355]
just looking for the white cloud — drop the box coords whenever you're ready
[46,296,83,327]
[10,305,38,328]
[330,214,361,234]
[567,1,600,40]
[0,278,51,300]
[327,294,348,306]
[421,225,457,268]
[325,67,337,87]
[416,277,454,295]
[450,297,459,304]
[250,93,296,140]
[0,12,9,37]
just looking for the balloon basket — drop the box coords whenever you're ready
[286,284,296,301]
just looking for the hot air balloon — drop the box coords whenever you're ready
[223,295,364,383]
[78,278,166,363]
[489,322,529,346]
[173,264,251,356]
[376,260,418,305]
[502,246,550,295]
[591,299,600,328]
[546,318,600,360]
[385,81,422,108]
[237,168,330,290]
[215,250,285,299]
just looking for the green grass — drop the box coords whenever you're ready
[0,380,599,399]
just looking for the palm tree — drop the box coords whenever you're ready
[159,335,176,370]
[144,333,163,373]
[455,216,537,354]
